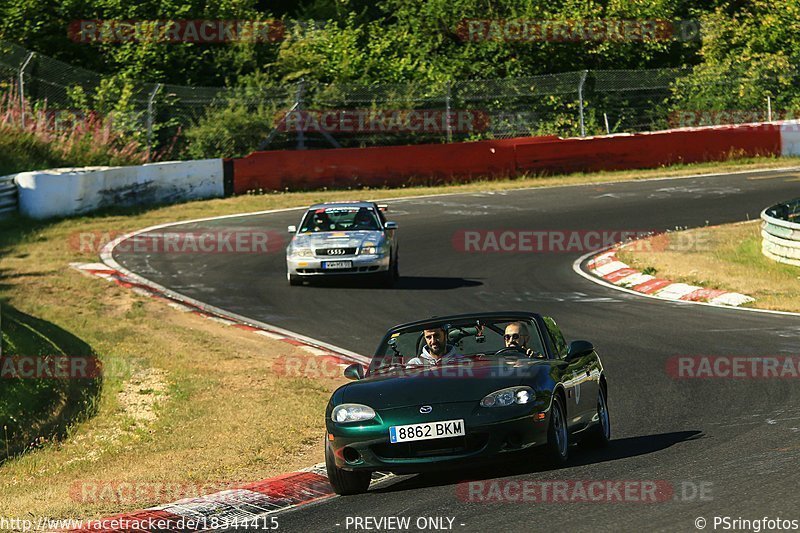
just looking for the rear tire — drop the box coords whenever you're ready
[544,393,569,466]
[583,384,611,448]
[325,441,371,495]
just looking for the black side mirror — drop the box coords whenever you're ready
[344,363,365,380]
[566,340,594,361]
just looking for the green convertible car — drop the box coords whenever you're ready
[324,311,611,495]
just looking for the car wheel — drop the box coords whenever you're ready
[379,256,397,288]
[583,384,611,448]
[544,393,569,466]
[325,440,371,495]
[288,272,301,286]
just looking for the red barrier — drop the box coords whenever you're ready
[230,125,780,194]
[514,124,781,174]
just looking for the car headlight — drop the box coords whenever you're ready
[290,247,313,257]
[360,246,378,255]
[332,403,376,423]
[480,386,534,407]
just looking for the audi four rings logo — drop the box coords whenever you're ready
[419,405,432,414]
[327,248,346,255]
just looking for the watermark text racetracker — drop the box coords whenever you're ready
[0,516,279,531]
[458,480,713,503]
[70,229,285,254]
[667,356,800,379]
[454,229,710,253]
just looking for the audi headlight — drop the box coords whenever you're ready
[332,403,376,423]
[360,246,378,255]
[291,247,313,257]
[480,386,534,407]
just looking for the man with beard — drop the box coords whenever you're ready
[406,326,459,366]
[504,322,545,359]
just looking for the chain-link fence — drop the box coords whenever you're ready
[1,39,795,160]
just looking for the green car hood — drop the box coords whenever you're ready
[341,359,552,409]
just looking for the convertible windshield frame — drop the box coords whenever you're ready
[368,312,550,374]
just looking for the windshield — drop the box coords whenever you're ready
[369,317,546,373]
[299,206,381,233]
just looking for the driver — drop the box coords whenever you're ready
[406,327,459,366]
[504,322,544,359]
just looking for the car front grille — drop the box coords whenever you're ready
[371,434,488,459]
[315,247,357,256]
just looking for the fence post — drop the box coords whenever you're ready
[295,79,306,150]
[146,83,162,162]
[578,70,588,137]
[445,81,453,143]
[767,95,772,122]
[18,52,35,129]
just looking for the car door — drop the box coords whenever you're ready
[542,316,598,428]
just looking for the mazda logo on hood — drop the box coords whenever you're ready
[419,405,432,414]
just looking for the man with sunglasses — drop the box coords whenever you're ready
[504,322,545,359]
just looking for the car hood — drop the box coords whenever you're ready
[291,231,384,249]
[341,359,553,408]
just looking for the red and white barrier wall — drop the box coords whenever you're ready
[230,122,795,193]
[12,121,800,220]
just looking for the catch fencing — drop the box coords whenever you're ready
[2,39,796,158]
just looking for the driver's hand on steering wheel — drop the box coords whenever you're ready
[525,348,545,359]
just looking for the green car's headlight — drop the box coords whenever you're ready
[332,403,376,423]
[480,386,534,407]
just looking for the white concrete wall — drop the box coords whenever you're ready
[14,159,224,219]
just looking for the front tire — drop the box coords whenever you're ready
[583,384,611,448]
[544,393,569,466]
[325,441,371,495]
[288,271,301,286]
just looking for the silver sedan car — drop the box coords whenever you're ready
[286,202,399,286]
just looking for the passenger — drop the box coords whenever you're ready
[504,322,544,359]
[406,327,459,366]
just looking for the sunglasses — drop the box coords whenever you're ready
[504,333,527,341]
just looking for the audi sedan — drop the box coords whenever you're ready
[286,201,399,286]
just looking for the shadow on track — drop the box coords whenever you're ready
[371,430,704,494]
[300,276,484,290]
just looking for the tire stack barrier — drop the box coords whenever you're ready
[761,198,800,267]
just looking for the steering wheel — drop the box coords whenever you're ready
[493,346,528,357]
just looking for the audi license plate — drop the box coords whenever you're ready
[322,261,352,269]
[389,419,465,443]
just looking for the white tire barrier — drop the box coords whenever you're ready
[761,200,800,267]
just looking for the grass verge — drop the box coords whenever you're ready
[618,221,800,312]
[0,154,798,519]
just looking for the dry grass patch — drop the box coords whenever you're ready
[619,221,800,312]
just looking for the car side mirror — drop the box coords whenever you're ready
[344,363,365,380]
[287,225,297,234]
[384,221,398,230]
[566,340,594,361]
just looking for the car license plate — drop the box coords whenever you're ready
[389,419,465,443]
[322,261,352,269]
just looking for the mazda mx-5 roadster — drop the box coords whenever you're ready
[324,311,610,495]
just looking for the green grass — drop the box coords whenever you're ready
[0,304,100,461]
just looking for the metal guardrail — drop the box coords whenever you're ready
[0,175,18,218]
[761,198,800,267]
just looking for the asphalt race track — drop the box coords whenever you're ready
[114,169,800,532]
